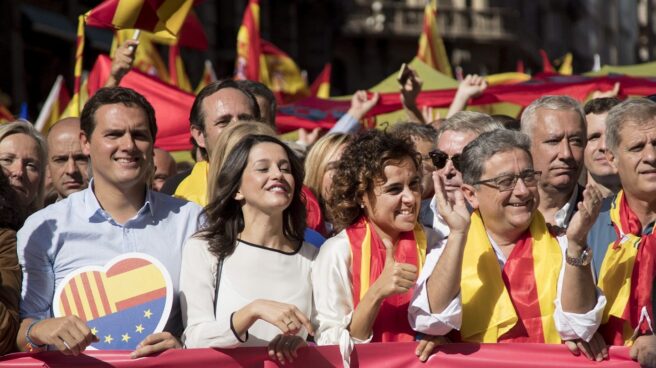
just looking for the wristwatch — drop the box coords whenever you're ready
[566,247,593,267]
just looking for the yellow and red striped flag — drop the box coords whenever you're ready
[34,75,71,134]
[85,0,193,41]
[168,42,192,92]
[72,15,86,116]
[310,63,331,98]
[235,0,262,81]
[195,60,217,95]
[417,0,452,77]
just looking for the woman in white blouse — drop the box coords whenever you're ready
[312,130,468,360]
[180,134,317,364]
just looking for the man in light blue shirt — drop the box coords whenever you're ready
[16,87,202,358]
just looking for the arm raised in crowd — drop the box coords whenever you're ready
[328,91,379,134]
[104,39,139,88]
[446,74,487,119]
[399,65,426,124]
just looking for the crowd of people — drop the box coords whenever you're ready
[0,39,654,367]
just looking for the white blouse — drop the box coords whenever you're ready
[180,237,318,348]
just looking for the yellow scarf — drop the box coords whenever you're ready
[460,210,562,343]
[174,161,209,206]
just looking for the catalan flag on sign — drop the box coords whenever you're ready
[54,255,172,350]
[417,0,452,77]
[85,0,194,40]
[310,64,332,99]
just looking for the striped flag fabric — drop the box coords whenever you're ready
[417,0,452,77]
[261,40,309,102]
[310,64,332,98]
[85,0,194,40]
[34,75,71,133]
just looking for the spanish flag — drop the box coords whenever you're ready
[417,0,452,77]
[235,0,261,82]
[85,0,193,41]
[310,64,331,99]
[261,40,309,102]
[34,75,71,134]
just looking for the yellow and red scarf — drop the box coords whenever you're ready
[347,216,427,342]
[458,210,562,343]
[174,160,209,206]
[598,190,656,346]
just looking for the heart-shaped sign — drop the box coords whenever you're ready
[53,253,173,350]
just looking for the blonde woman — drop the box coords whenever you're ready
[303,133,353,236]
[0,121,47,215]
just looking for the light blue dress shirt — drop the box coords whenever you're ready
[17,182,202,337]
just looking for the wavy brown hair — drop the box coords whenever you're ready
[197,135,306,259]
[327,130,420,231]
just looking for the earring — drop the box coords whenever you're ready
[360,203,365,209]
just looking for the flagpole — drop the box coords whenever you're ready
[129,30,141,52]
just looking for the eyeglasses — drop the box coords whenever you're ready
[473,170,542,192]
[428,150,461,171]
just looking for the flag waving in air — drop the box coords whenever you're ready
[235,0,262,81]
[417,0,452,77]
[310,64,332,98]
[85,0,194,40]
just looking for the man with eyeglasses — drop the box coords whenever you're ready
[520,96,587,232]
[428,111,502,238]
[410,129,607,361]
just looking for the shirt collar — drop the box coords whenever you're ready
[553,184,579,228]
[83,178,155,221]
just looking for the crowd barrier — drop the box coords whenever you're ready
[0,342,638,367]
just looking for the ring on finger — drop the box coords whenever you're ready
[286,320,294,326]
[63,341,71,350]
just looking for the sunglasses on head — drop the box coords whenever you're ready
[428,150,461,171]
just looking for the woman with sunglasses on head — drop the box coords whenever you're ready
[180,135,317,365]
[312,130,470,362]
[412,129,607,359]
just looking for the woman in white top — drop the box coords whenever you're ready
[180,134,317,364]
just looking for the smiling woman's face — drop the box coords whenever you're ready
[0,133,42,207]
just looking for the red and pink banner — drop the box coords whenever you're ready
[0,342,638,367]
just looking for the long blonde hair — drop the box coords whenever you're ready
[303,133,352,204]
[207,121,276,201]
[0,121,47,214]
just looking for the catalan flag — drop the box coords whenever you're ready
[34,75,71,134]
[55,256,171,350]
[235,0,262,82]
[310,63,331,99]
[417,0,452,77]
[194,59,217,95]
[85,0,194,40]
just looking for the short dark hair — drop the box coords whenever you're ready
[81,87,157,139]
[189,79,261,131]
[328,130,420,231]
[236,80,276,127]
[584,97,621,115]
[197,134,305,259]
[388,122,437,143]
